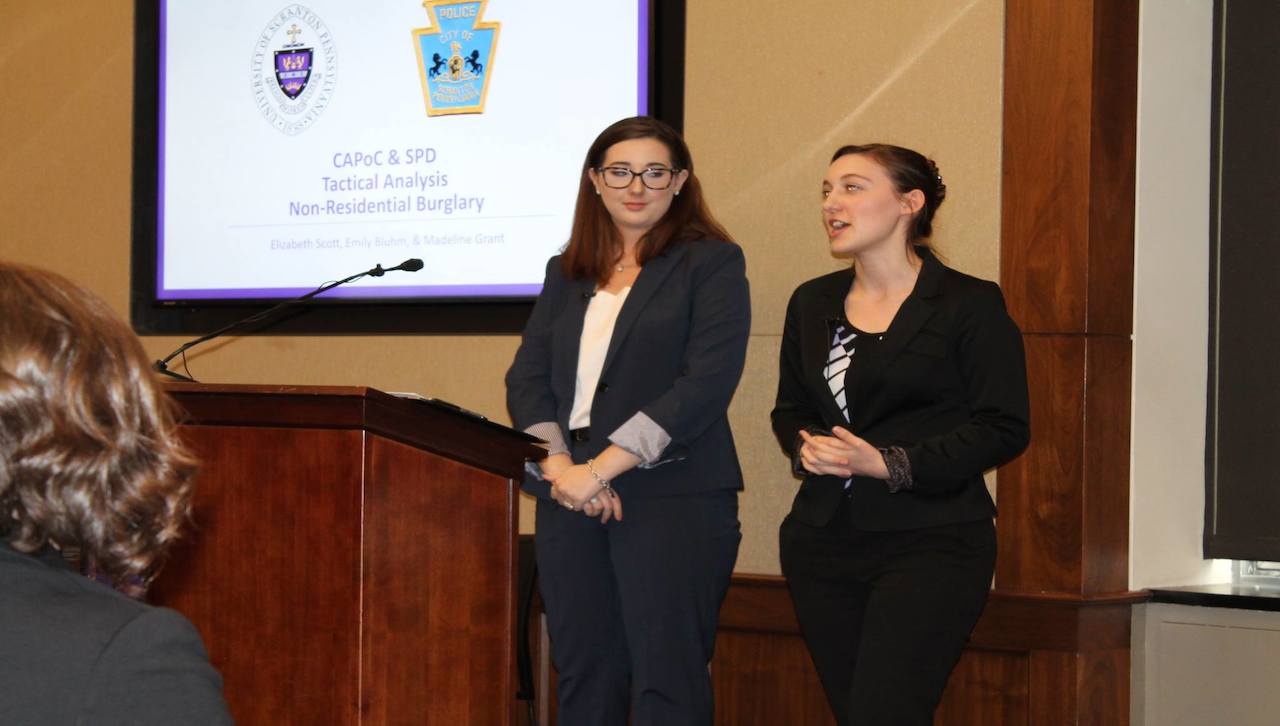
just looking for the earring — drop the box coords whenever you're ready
[674,190,680,196]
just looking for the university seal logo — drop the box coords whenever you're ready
[412,0,500,116]
[250,5,337,135]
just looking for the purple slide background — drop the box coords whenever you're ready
[156,0,651,302]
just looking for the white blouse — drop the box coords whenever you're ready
[569,287,631,430]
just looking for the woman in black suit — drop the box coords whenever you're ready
[0,262,231,724]
[772,144,1030,725]
[506,116,750,725]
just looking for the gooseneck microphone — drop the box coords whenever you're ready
[371,258,424,275]
[154,258,424,382]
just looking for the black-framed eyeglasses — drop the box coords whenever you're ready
[596,166,682,190]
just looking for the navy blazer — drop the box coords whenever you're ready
[772,249,1030,530]
[0,542,232,725]
[506,238,751,499]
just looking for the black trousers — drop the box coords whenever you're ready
[535,489,740,726]
[779,496,996,726]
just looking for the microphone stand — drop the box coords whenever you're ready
[155,259,422,382]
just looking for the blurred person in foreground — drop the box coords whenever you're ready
[0,262,232,725]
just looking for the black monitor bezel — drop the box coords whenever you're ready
[129,0,685,335]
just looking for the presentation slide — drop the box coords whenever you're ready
[157,0,646,300]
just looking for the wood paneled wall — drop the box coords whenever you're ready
[710,577,1143,725]
[997,0,1138,599]
[529,576,1144,724]
[984,0,1142,722]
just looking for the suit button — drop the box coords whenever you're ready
[597,382,609,393]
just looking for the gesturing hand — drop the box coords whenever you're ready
[799,427,890,479]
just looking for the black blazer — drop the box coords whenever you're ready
[772,249,1030,530]
[506,238,751,499]
[0,542,232,725]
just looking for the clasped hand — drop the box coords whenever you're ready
[542,454,624,523]
[798,427,890,479]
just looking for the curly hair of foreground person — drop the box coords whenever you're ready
[0,262,197,595]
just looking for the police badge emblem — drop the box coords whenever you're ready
[412,0,500,116]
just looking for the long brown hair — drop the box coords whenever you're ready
[561,116,733,283]
[0,262,197,595]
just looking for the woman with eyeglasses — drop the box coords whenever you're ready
[772,144,1030,725]
[506,116,750,725]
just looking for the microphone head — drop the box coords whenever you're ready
[400,258,425,272]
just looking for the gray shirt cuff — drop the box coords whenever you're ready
[523,422,568,482]
[608,411,675,468]
[524,421,569,457]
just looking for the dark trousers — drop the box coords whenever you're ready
[535,490,740,726]
[779,497,996,726]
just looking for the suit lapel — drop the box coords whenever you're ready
[805,270,853,426]
[846,250,944,422]
[599,243,689,377]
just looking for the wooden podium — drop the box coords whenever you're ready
[151,384,544,725]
